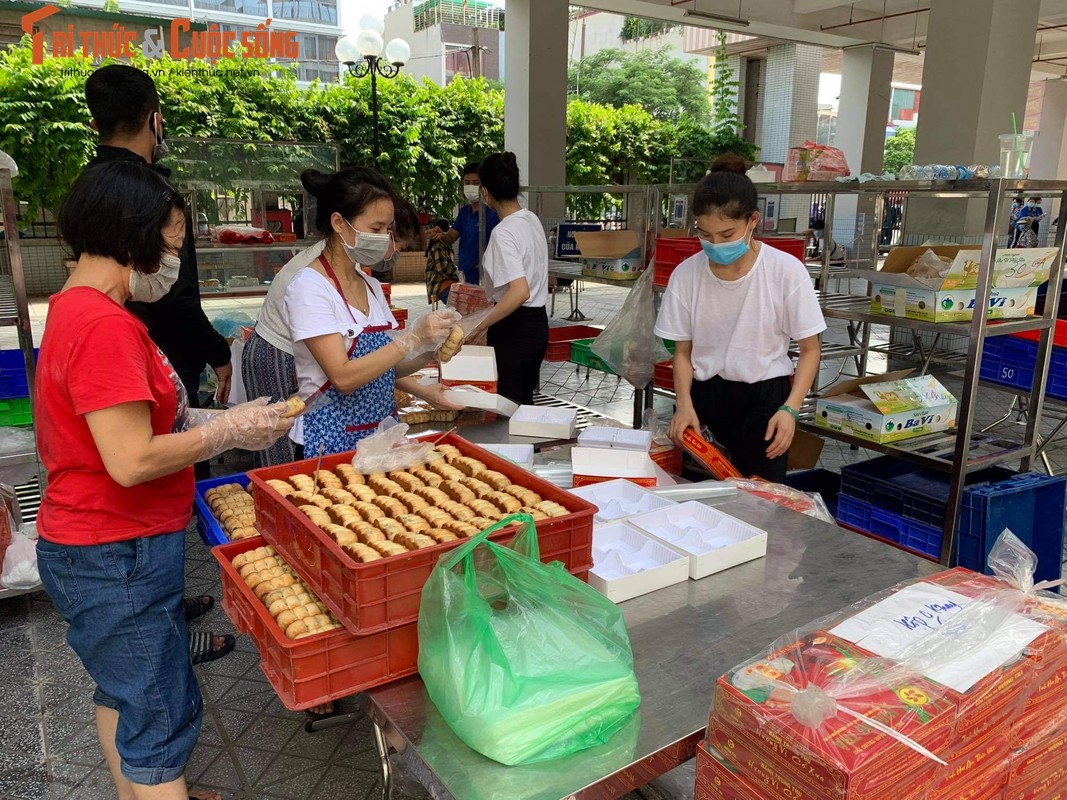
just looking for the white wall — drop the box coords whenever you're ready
[384,2,444,85]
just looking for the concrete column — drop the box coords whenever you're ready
[1031,79,1067,179]
[759,43,821,231]
[911,0,1039,235]
[831,45,894,258]
[504,0,567,207]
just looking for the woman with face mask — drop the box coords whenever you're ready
[35,161,292,800]
[280,167,461,458]
[654,154,826,482]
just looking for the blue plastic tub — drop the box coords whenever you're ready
[194,472,251,547]
[837,495,944,558]
[979,336,1037,393]
[958,473,1067,583]
[0,349,38,401]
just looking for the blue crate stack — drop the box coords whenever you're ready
[194,472,251,547]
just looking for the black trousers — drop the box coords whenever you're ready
[689,375,791,482]
[487,305,549,405]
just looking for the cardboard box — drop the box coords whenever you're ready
[815,370,958,444]
[439,345,497,392]
[508,405,578,439]
[710,632,957,800]
[571,447,658,488]
[860,246,1057,323]
[588,522,689,603]
[441,385,519,417]
[573,230,643,281]
[695,743,774,800]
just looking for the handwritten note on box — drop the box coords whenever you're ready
[830,583,1046,693]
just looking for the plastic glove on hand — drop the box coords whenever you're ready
[394,308,462,358]
[195,397,293,461]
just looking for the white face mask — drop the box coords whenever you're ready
[342,220,393,266]
[463,185,481,203]
[129,251,180,303]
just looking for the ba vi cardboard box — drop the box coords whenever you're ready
[573,230,643,281]
[815,370,958,444]
[859,245,1057,323]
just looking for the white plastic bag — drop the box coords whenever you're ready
[591,269,670,389]
[2,525,38,589]
[351,419,435,474]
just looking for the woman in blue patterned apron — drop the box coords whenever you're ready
[285,167,462,458]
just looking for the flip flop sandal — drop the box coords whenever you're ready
[190,631,236,665]
[183,595,215,621]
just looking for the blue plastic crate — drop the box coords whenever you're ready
[839,457,913,514]
[1050,347,1067,402]
[958,473,1067,584]
[0,349,38,401]
[784,469,840,517]
[892,465,1015,528]
[978,336,1037,393]
[194,472,250,547]
[836,495,873,531]
[837,495,944,559]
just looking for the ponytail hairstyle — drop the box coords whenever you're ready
[692,153,759,220]
[300,166,394,236]
[478,152,521,202]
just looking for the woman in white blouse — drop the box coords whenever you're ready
[470,152,550,404]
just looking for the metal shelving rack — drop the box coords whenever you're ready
[0,167,42,599]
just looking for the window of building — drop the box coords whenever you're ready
[194,0,269,16]
[272,0,338,25]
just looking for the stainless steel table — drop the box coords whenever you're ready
[365,491,936,800]
[548,262,636,321]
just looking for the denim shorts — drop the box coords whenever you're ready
[37,529,203,786]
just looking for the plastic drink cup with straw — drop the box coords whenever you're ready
[1001,113,1035,178]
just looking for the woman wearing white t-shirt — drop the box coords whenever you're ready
[470,152,549,404]
[654,155,825,481]
[280,167,460,458]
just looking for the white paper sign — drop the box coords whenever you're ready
[830,584,1046,693]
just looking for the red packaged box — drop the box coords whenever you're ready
[710,632,955,800]
[928,726,1011,799]
[249,433,595,635]
[212,536,418,710]
[653,360,674,392]
[1002,759,1067,800]
[695,742,772,800]
[928,766,1005,800]
[1006,725,1067,787]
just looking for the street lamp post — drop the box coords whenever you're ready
[335,19,411,164]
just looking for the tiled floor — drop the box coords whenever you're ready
[2,280,1066,799]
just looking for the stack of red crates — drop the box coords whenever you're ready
[653,236,808,288]
[696,566,1067,800]
[214,434,597,710]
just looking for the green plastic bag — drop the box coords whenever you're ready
[418,514,641,766]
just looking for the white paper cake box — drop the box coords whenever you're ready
[571,447,658,488]
[629,501,768,579]
[439,345,498,388]
[508,405,578,439]
[442,385,519,416]
[570,478,677,523]
[577,426,653,452]
[478,443,535,469]
[589,522,689,603]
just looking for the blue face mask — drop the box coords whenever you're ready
[701,225,753,265]
[1027,201,1037,208]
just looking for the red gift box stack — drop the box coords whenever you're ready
[697,566,1067,800]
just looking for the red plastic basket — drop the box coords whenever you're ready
[757,236,806,261]
[248,433,596,636]
[1010,318,1067,347]
[546,325,603,362]
[213,536,418,711]
[653,360,674,392]
[653,237,701,288]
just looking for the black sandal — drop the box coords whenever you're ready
[190,631,235,665]
[184,595,215,621]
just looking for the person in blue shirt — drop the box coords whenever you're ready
[428,161,499,283]
[1014,197,1045,248]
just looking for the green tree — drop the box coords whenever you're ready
[707,32,759,163]
[568,47,710,123]
[883,127,916,173]
[619,17,677,42]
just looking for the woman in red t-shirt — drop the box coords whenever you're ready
[35,161,291,800]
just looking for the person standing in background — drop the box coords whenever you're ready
[369,197,420,284]
[428,162,499,284]
[84,65,232,481]
[1015,197,1045,248]
[81,64,237,664]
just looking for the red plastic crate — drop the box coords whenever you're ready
[212,536,418,711]
[757,236,806,261]
[391,307,408,330]
[653,237,701,288]
[1010,318,1067,347]
[653,360,674,392]
[546,325,603,361]
[248,433,596,636]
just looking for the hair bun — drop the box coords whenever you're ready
[501,152,518,171]
[709,153,748,176]
[301,169,330,197]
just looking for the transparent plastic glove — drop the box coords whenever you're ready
[393,308,462,358]
[194,397,292,461]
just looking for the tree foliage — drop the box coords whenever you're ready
[568,47,710,123]
[883,126,916,174]
[0,36,714,224]
[707,32,759,163]
[619,17,677,42]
